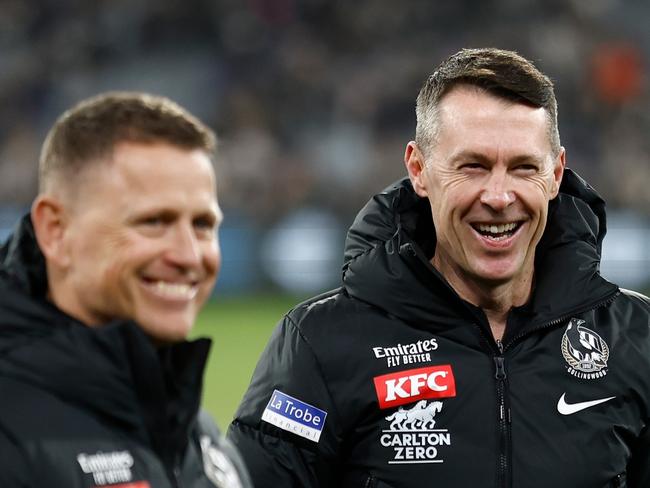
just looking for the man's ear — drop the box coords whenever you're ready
[31,195,71,268]
[550,147,566,199]
[404,141,429,197]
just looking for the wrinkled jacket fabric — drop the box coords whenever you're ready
[228,170,650,488]
[0,216,251,488]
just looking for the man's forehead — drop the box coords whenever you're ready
[111,140,215,180]
[438,86,548,123]
[435,88,553,156]
[65,142,217,212]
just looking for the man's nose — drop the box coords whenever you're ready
[167,223,201,267]
[480,172,516,211]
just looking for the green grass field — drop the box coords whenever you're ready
[190,294,304,428]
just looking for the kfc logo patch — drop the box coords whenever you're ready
[373,365,456,409]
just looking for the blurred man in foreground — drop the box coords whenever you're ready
[0,92,251,488]
[229,48,650,487]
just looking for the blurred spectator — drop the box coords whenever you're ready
[1,0,648,291]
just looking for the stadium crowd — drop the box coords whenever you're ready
[0,0,648,290]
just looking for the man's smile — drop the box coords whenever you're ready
[141,278,200,301]
[471,221,523,241]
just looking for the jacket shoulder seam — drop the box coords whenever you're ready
[283,313,343,425]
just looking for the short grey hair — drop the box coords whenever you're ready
[415,48,560,157]
[39,91,216,193]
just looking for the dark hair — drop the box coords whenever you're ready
[415,48,560,156]
[39,91,217,192]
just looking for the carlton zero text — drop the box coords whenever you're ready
[380,432,452,462]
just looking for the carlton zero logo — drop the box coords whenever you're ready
[561,318,610,380]
[373,365,456,409]
[380,400,452,464]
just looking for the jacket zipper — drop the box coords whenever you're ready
[166,452,182,488]
[611,472,625,487]
[402,242,619,485]
[488,291,619,488]
[494,339,511,488]
[171,465,182,488]
[500,290,620,353]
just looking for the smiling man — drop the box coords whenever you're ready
[0,92,250,488]
[405,83,565,342]
[229,49,650,487]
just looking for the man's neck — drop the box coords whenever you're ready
[432,259,534,341]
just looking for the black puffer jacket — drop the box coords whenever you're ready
[228,170,650,488]
[0,216,251,488]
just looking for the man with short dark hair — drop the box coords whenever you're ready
[0,92,251,488]
[228,48,650,487]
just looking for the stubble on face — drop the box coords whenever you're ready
[412,86,564,310]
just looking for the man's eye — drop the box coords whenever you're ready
[194,218,216,232]
[514,164,538,173]
[460,163,486,170]
[142,217,164,226]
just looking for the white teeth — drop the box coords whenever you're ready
[151,281,197,300]
[477,222,518,235]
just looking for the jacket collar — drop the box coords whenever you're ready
[342,169,619,338]
[0,214,48,298]
[0,214,211,456]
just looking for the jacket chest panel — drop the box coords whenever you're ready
[335,317,644,487]
[341,333,497,484]
[506,323,645,487]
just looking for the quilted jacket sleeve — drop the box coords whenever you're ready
[0,427,32,487]
[626,291,650,488]
[227,315,342,488]
[627,422,650,487]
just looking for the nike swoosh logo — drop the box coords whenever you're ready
[557,393,616,415]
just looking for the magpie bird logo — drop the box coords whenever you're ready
[561,319,609,379]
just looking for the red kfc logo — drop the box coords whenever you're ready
[373,365,456,409]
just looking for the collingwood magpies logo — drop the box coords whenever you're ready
[561,318,609,380]
[199,436,243,488]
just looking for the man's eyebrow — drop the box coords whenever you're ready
[449,150,492,164]
[450,151,546,165]
[129,207,177,219]
[509,154,546,165]
[194,209,221,226]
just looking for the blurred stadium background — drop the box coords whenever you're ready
[1,0,648,426]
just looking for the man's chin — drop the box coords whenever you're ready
[138,316,194,345]
[467,261,524,288]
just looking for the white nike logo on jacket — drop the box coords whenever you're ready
[557,393,615,415]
